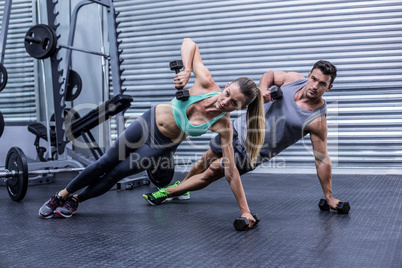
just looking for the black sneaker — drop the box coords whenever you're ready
[39,193,65,219]
[143,188,168,206]
[54,196,79,218]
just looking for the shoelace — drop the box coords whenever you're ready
[47,195,62,208]
[152,188,167,199]
[64,198,78,210]
[171,181,180,187]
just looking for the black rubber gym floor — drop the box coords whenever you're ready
[0,172,401,267]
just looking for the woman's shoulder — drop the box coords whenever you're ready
[210,113,232,135]
[214,112,231,125]
[189,82,221,95]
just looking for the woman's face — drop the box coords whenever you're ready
[216,83,248,112]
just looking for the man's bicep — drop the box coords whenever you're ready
[310,131,327,154]
[308,118,329,159]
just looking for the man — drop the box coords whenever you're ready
[144,60,342,228]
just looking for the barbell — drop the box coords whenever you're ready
[24,24,108,60]
[2,147,85,201]
[2,146,175,202]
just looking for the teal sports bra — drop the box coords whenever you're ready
[172,92,226,137]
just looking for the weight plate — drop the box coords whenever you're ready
[146,157,175,187]
[5,147,28,201]
[24,24,57,59]
[0,111,4,138]
[0,63,8,92]
[66,70,83,101]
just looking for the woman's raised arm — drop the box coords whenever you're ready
[175,38,217,91]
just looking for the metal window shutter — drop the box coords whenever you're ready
[107,0,402,170]
[0,0,35,122]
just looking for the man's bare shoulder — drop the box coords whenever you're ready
[305,115,327,135]
[283,72,305,85]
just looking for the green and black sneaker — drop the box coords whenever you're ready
[143,188,168,206]
[166,181,190,201]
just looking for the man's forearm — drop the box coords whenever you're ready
[259,71,274,91]
[315,158,333,200]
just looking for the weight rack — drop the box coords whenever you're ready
[45,0,126,156]
[0,0,11,135]
[1,1,160,201]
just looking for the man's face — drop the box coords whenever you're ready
[305,68,333,99]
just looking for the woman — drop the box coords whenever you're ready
[39,38,265,222]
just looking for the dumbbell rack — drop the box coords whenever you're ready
[45,0,126,156]
[0,0,11,137]
[0,0,11,67]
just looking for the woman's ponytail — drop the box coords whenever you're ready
[245,88,265,167]
[233,77,265,168]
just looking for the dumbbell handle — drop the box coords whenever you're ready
[170,60,189,99]
[318,199,350,214]
[173,68,184,90]
[170,61,183,89]
[233,213,260,231]
[269,85,283,100]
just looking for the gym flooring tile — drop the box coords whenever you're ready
[0,172,401,267]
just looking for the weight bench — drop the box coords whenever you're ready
[27,93,179,189]
[28,94,133,161]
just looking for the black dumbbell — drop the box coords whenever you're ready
[269,85,283,100]
[318,199,351,214]
[233,213,260,231]
[170,60,190,100]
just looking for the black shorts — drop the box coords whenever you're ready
[209,128,257,175]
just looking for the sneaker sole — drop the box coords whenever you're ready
[39,212,54,219]
[54,210,76,218]
[166,195,190,201]
[143,194,156,206]
[143,194,166,206]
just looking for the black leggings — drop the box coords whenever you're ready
[66,106,179,202]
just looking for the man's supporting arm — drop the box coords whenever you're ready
[307,116,340,209]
